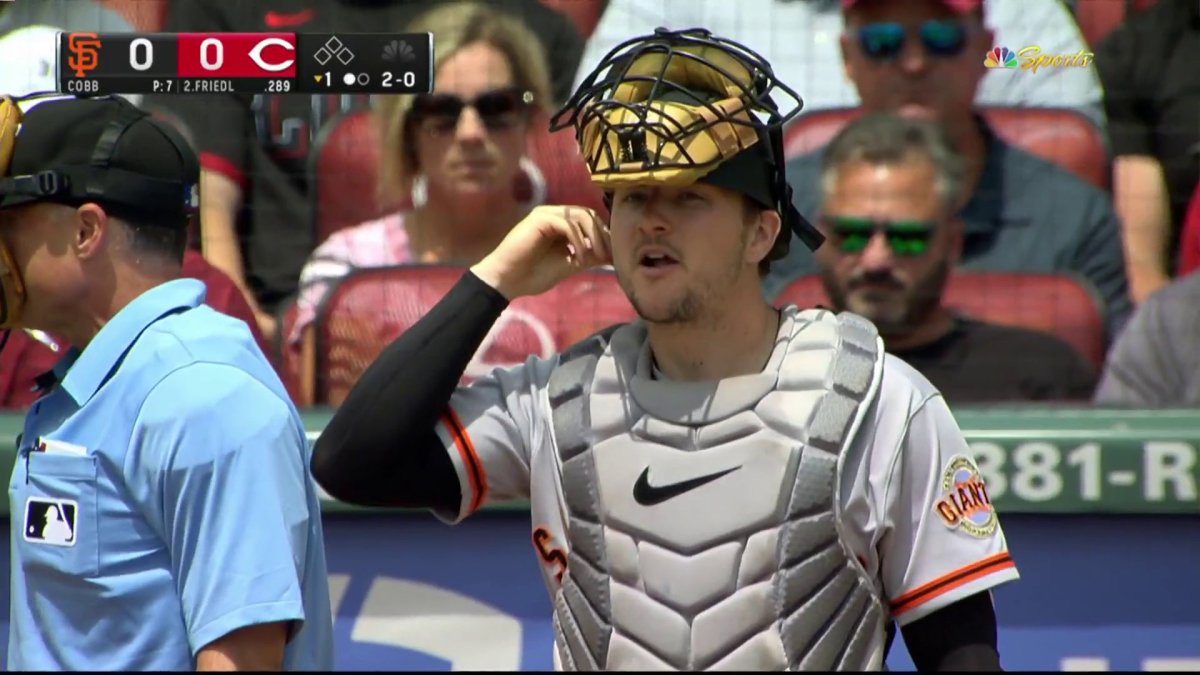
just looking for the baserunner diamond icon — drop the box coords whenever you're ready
[315,36,355,66]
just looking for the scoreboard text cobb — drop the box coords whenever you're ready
[58,32,434,95]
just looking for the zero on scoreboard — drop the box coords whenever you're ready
[56,32,434,96]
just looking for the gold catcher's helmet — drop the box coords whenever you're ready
[549,27,824,256]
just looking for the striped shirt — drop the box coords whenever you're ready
[289,212,414,346]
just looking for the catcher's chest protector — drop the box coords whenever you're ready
[547,307,888,671]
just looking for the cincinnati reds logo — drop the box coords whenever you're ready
[248,37,295,72]
[463,308,556,381]
[67,32,101,78]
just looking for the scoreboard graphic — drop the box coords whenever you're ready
[57,32,434,95]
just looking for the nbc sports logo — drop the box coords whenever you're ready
[985,45,1095,73]
[984,46,1018,69]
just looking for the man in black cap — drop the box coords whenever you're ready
[0,94,333,670]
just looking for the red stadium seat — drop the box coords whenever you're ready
[774,271,1107,369]
[313,264,636,406]
[0,330,63,410]
[309,109,389,249]
[1178,181,1200,277]
[181,250,274,366]
[539,0,607,38]
[309,110,606,248]
[276,299,308,406]
[526,111,609,217]
[782,107,1111,191]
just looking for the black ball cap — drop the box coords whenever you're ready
[0,96,199,223]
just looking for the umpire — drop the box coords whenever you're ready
[0,94,333,670]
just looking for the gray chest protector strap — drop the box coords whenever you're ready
[546,310,886,671]
[547,327,616,671]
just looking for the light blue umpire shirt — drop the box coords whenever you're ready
[7,278,333,670]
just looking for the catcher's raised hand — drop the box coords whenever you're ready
[470,204,612,300]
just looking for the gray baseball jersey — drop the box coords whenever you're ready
[431,305,1019,670]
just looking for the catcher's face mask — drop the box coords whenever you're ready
[551,27,825,255]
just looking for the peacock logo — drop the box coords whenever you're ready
[984,46,1018,69]
[382,39,416,62]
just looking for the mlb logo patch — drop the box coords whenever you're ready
[24,498,78,547]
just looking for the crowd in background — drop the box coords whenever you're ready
[0,0,1196,409]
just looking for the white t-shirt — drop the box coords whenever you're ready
[432,313,1019,636]
[575,0,1105,130]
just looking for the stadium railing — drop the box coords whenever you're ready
[0,406,1194,517]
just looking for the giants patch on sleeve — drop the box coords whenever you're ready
[933,455,997,538]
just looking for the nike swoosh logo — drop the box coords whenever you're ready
[264,9,314,27]
[633,465,741,506]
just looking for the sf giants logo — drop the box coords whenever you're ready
[67,32,101,78]
[533,526,567,584]
[934,454,998,538]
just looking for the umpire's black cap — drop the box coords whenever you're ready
[0,96,199,227]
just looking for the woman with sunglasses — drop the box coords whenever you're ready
[286,1,554,351]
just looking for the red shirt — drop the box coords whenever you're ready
[1179,182,1200,277]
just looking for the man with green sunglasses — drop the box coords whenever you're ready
[813,112,1097,403]
[766,0,1133,348]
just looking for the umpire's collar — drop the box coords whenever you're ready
[45,278,206,406]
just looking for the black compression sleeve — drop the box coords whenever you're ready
[901,591,1003,671]
[310,270,510,511]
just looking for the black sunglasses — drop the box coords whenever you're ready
[822,215,937,256]
[410,86,532,133]
[856,19,970,61]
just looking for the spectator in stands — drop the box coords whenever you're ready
[0,0,137,102]
[578,0,1106,130]
[1094,271,1200,407]
[286,2,553,349]
[145,0,583,343]
[767,0,1132,345]
[814,113,1096,404]
[1094,0,1199,303]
